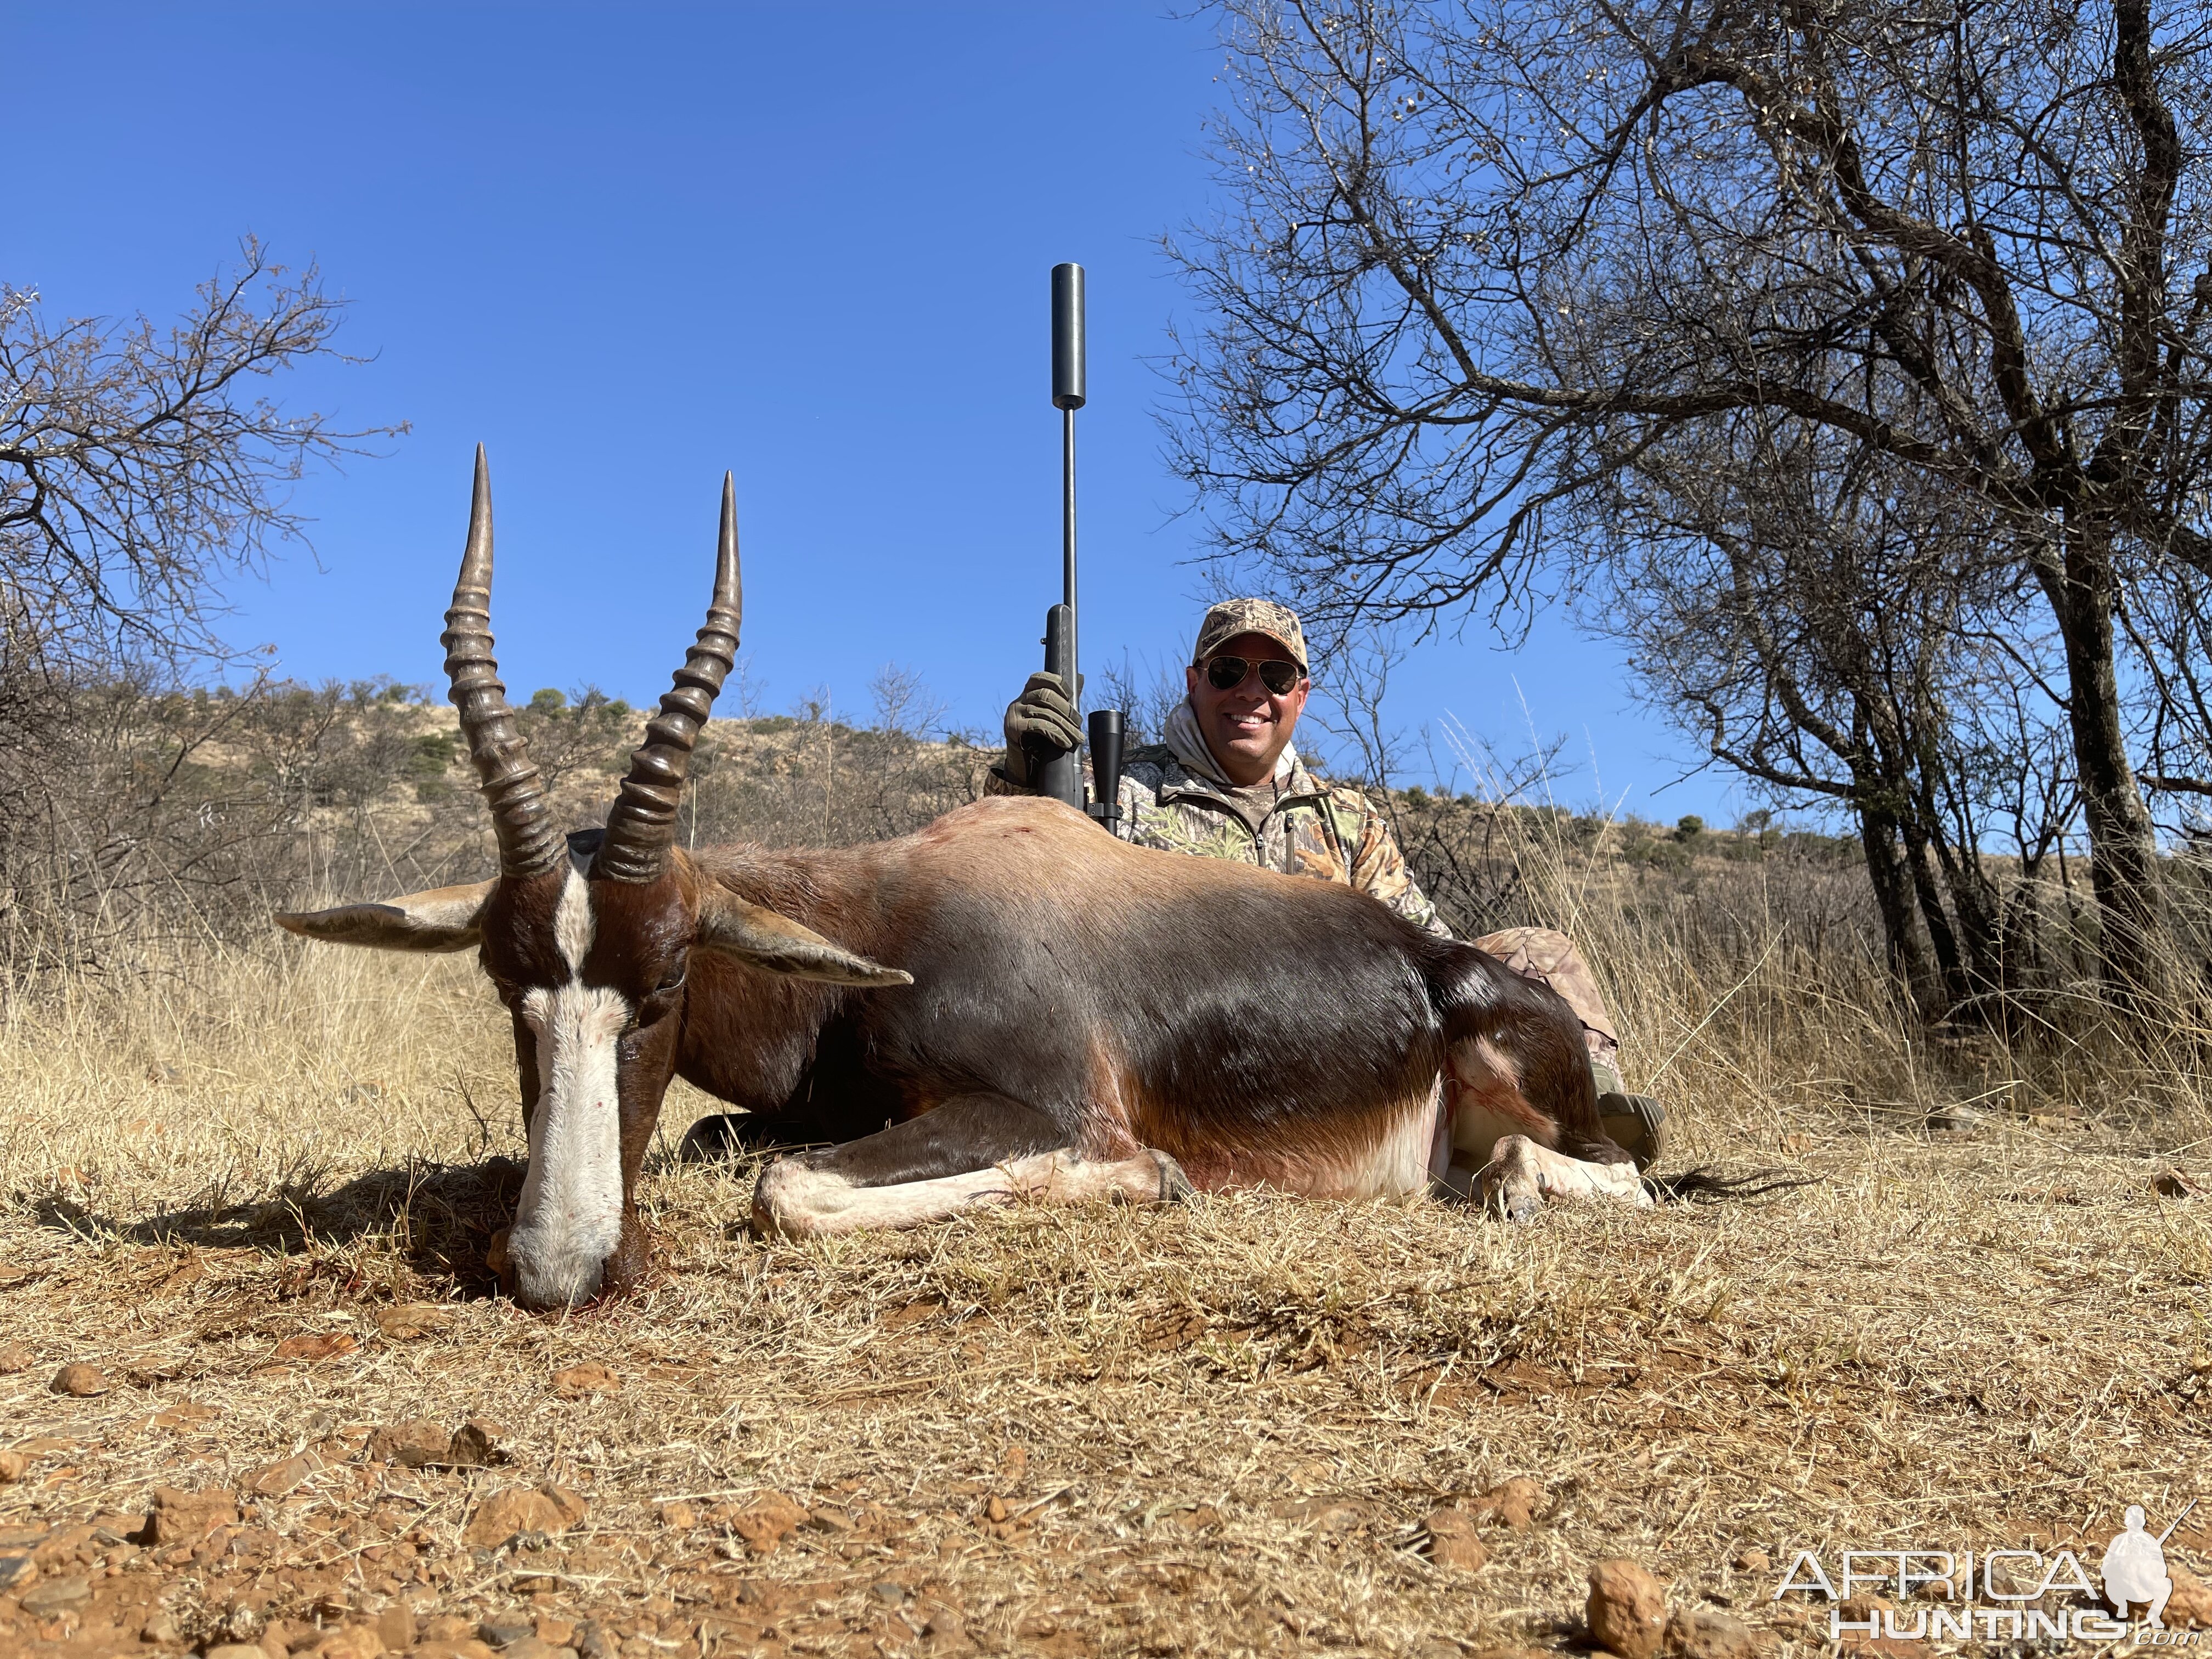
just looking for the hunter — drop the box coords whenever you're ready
[995,596,1666,1171]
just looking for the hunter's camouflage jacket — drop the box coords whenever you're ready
[993,701,1448,938]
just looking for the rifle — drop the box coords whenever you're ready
[1024,262,1124,833]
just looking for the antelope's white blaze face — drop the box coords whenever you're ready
[506,863,631,1307]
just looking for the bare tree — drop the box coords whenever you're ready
[1,239,392,670]
[1583,411,2079,1017]
[1169,0,2212,998]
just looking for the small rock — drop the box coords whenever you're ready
[0,1450,26,1484]
[872,1581,907,1605]
[374,1302,454,1341]
[575,1622,614,1659]
[727,1492,810,1555]
[246,1452,321,1497]
[1589,1558,1669,1659]
[1927,1105,1985,1136]
[481,1622,535,1648]
[1424,1506,1489,1570]
[550,1361,620,1399]
[206,1646,267,1659]
[0,1553,32,1592]
[425,1616,478,1642]
[378,1605,419,1650]
[2155,1169,2199,1199]
[0,1340,32,1374]
[1482,1475,1545,1528]
[984,1495,1008,1523]
[19,1573,92,1616]
[308,1627,386,1659]
[659,1502,698,1528]
[534,1617,577,1646]
[1734,1549,1770,1575]
[1664,1608,1768,1659]
[146,1484,239,1545]
[367,1418,453,1468]
[2169,1565,2212,1629]
[1269,1495,1369,1530]
[271,1331,359,1363]
[142,1611,184,1644]
[50,1362,108,1397]
[446,1417,510,1467]
[462,1483,589,1550]
[923,1605,968,1640]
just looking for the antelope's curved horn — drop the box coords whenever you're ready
[442,446,562,879]
[594,472,742,885]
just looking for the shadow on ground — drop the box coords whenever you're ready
[30,1155,529,1295]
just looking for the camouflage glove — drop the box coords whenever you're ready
[1001,671,1081,787]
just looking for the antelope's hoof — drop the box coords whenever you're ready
[1153,1152,1197,1204]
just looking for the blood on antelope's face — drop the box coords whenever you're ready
[274,452,909,1309]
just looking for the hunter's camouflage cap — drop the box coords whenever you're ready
[1192,597,1309,670]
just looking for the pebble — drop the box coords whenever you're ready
[19,1573,92,1616]
[1423,1507,1490,1570]
[0,1553,33,1592]
[0,1340,31,1374]
[2170,1566,2212,1628]
[872,1581,908,1605]
[1588,1558,1669,1659]
[146,1484,239,1545]
[1664,1608,1767,1659]
[368,1418,456,1468]
[446,1417,510,1468]
[1481,1475,1545,1528]
[0,1451,26,1485]
[727,1492,810,1555]
[206,1646,268,1659]
[50,1362,109,1397]
[463,1484,589,1550]
[141,1612,185,1645]
[481,1623,536,1649]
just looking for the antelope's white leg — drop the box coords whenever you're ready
[754,1148,1187,1239]
[1476,1133,1650,1221]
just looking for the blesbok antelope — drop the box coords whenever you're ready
[278,453,1647,1309]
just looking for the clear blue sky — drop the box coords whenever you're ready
[10,3,1739,825]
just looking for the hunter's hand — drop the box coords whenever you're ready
[1002,672,1082,786]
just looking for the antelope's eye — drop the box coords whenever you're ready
[654,965,687,994]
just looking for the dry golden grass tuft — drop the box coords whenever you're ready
[5,842,2212,1657]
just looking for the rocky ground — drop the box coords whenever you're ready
[5,1113,2212,1659]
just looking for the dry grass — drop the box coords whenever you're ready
[5,850,2212,1658]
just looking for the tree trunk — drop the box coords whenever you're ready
[1858,804,1940,1012]
[2040,522,2169,1002]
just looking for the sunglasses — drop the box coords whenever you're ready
[1203,654,1305,696]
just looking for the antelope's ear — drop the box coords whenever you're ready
[694,888,913,988]
[275,880,496,953]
